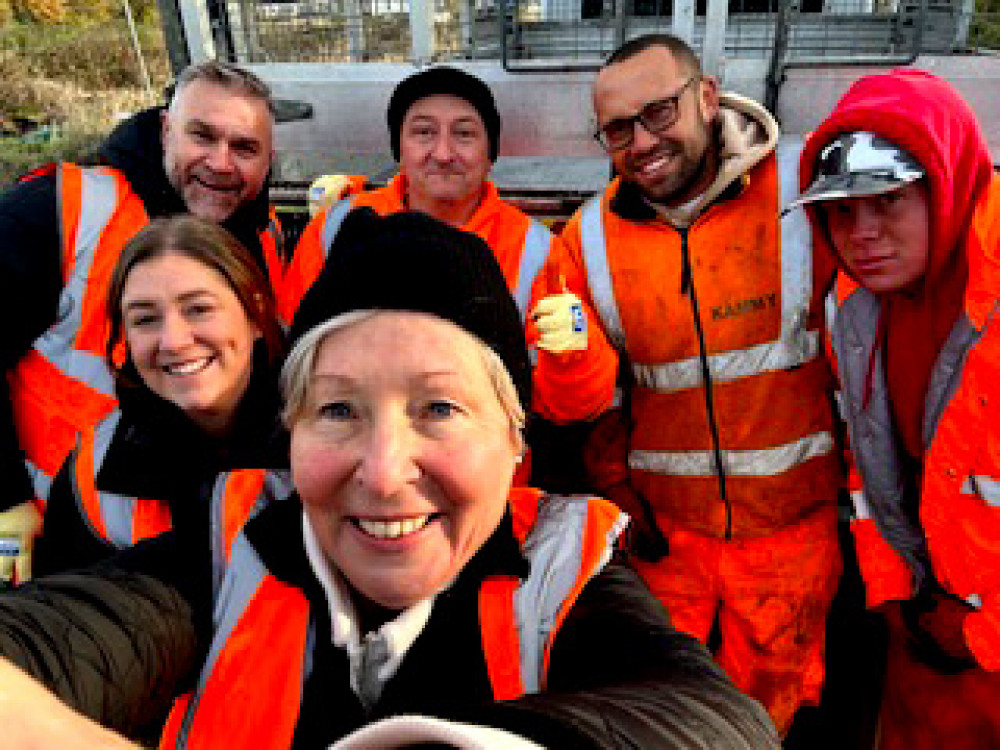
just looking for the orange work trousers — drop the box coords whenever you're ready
[879,606,1000,749]
[633,506,841,735]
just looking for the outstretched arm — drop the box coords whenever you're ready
[0,659,138,750]
[0,537,203,735]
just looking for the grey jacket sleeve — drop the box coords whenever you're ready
[0,565,200,735]
[459,560,780,749]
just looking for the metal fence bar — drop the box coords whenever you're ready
[178,0,215,62]
[214,0,992,67]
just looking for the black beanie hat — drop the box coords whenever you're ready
[289,207,530,411]
[387,66,501,162]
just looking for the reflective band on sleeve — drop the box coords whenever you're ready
[967,593,983,609]
[961,475,1000,507]
[629,430,834,477]
[632,330,820,392]
[513,220,551,321]
[579,196,627,349]
[320,197,357,259]
[850,489,873,521]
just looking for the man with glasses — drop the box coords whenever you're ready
[0,61,285,585]
[556,33,842,734]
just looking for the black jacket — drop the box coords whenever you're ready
[32,344,287,578]
[0,494,779,748]
[0,108,274,510]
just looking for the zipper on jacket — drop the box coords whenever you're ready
[678,228,732,540]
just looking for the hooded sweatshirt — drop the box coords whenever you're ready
[800,70,994,462]
[799,72,1000,665]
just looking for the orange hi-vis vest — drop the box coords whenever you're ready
[8,164,286,509]
[71,412,293,570]
[159,487,627,750]
[568,141,840,539]
[280,176,553,324]
[831,177,1000,668]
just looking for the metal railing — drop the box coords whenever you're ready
[220,0,506,62]
[207,0,994,66]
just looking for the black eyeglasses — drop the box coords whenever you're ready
[594,76,699,152]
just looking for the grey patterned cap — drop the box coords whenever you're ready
[786,131,924,213]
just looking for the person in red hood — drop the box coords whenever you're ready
[793,68,1000,749]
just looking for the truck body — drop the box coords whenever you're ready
[159,0,1000,222]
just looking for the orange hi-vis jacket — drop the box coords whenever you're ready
[561,142,840,539]
[831,174,1000,669]
[281,175,551,323]
[70,409,292,570]
[159,486,626,750]
[7,164,286,509]
[283,175,616,423]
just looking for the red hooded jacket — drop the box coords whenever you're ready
[801,69,1000,668]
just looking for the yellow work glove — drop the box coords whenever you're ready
[307,174,354,217]
[530,292,588,354]
[0,502,42,584]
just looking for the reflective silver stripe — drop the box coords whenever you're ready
[579,195,627,349]
[101,491,138,548]
[850,489,873,521]
[961,475,1000,508]
[583,146,816,390]
[629,430,834,477]
[826,285,849,421]
[208,474,230,599]
[776,137,813,345]
[513,495,626,692]
[87,410,138,548]
[33,167,119,400]
[210,470,295,597]
[262,470,296,503]
[967,593,983,609]
[513,220,551,321]
[632,330,820,392]
[26,461,53,506]
[176,532,270,749]
[320,197,357,260]
[832,287,927,586]
[68,410,137,548]
[825,286,838,343]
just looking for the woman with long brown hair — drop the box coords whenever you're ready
[32,215,286,576]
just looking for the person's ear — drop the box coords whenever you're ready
[698,75,720,122]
